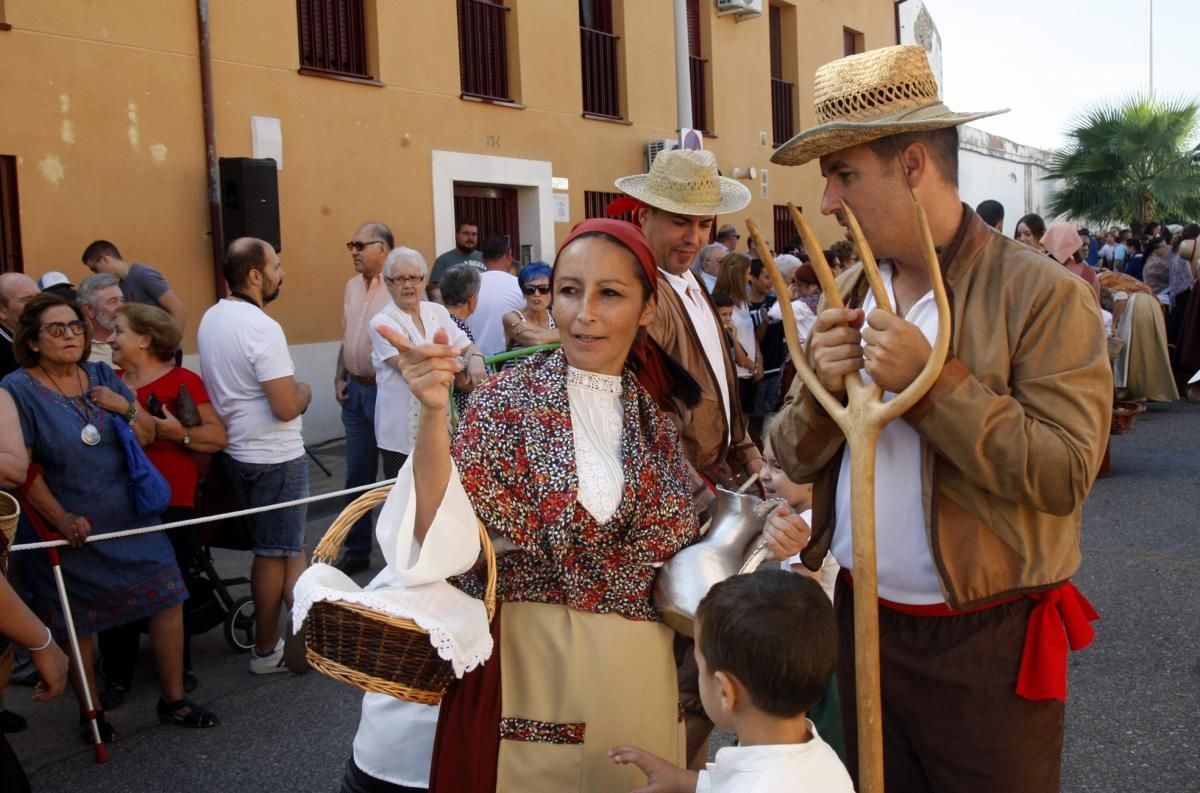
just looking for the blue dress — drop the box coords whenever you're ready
[2,363,185,639]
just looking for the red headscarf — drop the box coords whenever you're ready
[556,218,692,412]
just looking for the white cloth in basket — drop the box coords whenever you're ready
[292,457,492,677]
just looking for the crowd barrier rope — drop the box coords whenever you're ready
[8,477,398,553]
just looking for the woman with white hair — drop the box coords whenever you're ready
[369,248,486,477]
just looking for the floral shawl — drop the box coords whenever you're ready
[452,348,696,621]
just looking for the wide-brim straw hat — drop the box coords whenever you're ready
[615,150,751,216]
[771,45,1007,166]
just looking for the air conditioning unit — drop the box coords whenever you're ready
[716,0,762,18]
[646,138,680,171]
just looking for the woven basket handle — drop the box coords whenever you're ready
[311,485,498,621]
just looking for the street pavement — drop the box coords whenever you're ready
[10,402,1200,792]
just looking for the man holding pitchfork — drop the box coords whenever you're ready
[767,46,1111,792]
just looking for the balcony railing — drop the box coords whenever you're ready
[688,55,707,132]
[581,27,620,118]
[458,0,509,101]
[771,77,795,146]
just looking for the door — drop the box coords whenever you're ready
[453,184,520,261]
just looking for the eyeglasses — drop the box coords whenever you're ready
[522,285,551,295]
[385,275,424,285]
[346,240,385,252]
[39,320,88,338]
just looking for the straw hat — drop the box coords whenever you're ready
[771,45,1007,166]
[615,150,751,216]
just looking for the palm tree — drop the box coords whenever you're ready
[1045,95,1200,226]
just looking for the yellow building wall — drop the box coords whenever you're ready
[0,0,898,351]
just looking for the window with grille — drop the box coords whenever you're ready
[769,6,795,146]
[774,205,798,257]
[297,0,373,80]
[580,0,621,119]
[686,0,708,132]
[584,190,633,222]
[458,0,511,102]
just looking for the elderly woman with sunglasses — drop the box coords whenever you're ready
[501,262,560,353]
[370,248,487,480]
[0,293,217,744]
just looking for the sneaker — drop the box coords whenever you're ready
[248,639,288,675]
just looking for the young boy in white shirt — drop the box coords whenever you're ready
[610,571,853,792]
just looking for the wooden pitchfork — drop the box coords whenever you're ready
[746,200,950,793]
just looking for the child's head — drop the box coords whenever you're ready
[760,435,812,509]
[712,293,735,328]
[694,571,836,733]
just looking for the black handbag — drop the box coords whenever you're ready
[175,383,202,427]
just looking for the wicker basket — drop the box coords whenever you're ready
[305,485,496,704]
[1110,406,1137,436]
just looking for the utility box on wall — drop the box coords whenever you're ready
[219,157,281,253]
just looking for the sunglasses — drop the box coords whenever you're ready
[522,285,551,295]
[346,240,385,252]
[40,320,88,338]
[385,274,424,285]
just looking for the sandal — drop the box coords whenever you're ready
[79,711,117,744]
[157,697,219,728]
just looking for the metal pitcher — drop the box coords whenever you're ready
[654,486,784,636]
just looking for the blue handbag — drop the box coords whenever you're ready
[113,416,172,518]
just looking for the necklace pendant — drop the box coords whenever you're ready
[81,424,101,446]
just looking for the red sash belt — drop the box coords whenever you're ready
[839,569,1099,703]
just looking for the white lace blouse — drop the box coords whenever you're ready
[566,366,625,524]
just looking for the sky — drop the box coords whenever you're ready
[919,0,1197,152]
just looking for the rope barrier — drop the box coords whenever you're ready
[9,477,398,553]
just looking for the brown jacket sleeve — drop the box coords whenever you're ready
[904,272,1111,517]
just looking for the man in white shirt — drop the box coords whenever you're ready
[198,237,312,675]
[466,235,524,359]
[613,149,761,770]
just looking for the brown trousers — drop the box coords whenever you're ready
[835,577,1064,793]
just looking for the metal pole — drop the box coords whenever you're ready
[1148,0,1153,96]
[673,0,693,131]
[197,0,226,301]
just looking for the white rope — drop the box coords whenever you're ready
[9,477,397,553]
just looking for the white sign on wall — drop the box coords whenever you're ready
[553,193,570,223]
[251,116,283,170]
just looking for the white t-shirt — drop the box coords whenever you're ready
[696,724,853,792]
[830,263,943,604]
[197,299,303,464]
[768,298,818,346]
[467,270,525,358]
[370,301,471,454]
[660,268,732,433]
[729,302,757,378]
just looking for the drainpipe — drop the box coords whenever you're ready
[197,0,225,301]
[673,0,692,131]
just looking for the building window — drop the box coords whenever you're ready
[458,0,511,102]
[843,26,864,57]
[0,156,23,273]
[773,205,796,257]
[686,0,708,133]
[584,190,632,222]
[580,0,621,119]
[769,6,795,146]
[297,0,373,80]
